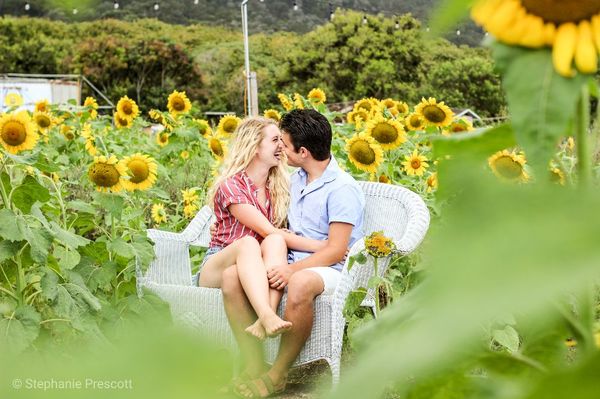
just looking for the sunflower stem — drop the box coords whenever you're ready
[0,158,11,210]
[576,84,591,188]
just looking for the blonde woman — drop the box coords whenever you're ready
[198,117,326,341]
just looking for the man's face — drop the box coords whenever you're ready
[281,132,302,167]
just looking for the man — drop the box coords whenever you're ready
[221,109,365,397]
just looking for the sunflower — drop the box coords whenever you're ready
[120,153,158,191]
[264,109,281,121]
[35,99,50,113]
[346,132,384,174]
[364,231,396,258]
[347,109,370,125]
[307,88,326,105]
[114,112,132,129]
[82,97,98,119]
[116,96,139,121]
[488,149,530,183]
[88,155,127,193]
[156,132,169,147]
[378,174,390,184]
[180,150,190,160]
[471,0,600,76]
[402,150,429,176]
[364,115,406,151]
[182,188,199,204]
[293,93,305,109]
[442,118,474,136]
[194,119,211,136]
[184,203,199,219]
[4,93,23,108]
[217,115,241,136]
[149,109,165,124]
[85,137,97,156]
[395,101,410,116]
[151,203,167,224]
[0,111,39,154]
[207,132,227,160]
[278,93,293,111]
[415,97,454,128]
[33,111,53,132]
[405,113,425,131]
[565,136,575,151]
[167,90,192,117]
[61,125,76,140]
[426,172,438,193]
[353,98,378,113]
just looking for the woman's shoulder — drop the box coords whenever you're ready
[217,172,247,194]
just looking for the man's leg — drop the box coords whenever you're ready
[222,265,266,377]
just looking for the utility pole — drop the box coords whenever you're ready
[240,0,258,116]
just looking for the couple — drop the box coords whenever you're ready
[197,109,365,398]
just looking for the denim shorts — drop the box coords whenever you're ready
[192,246,223,286]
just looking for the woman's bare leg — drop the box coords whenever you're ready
[245,234,288,340]
[199,236,291,336]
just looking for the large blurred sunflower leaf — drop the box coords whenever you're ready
[12,175,50,214]
[491,43,587,173]
[328,181,600,399]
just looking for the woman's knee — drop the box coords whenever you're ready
[221,265,241,296]
[236,235,261,251]
[261,233,287,251]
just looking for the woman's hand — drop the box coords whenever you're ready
[267,265,294,290]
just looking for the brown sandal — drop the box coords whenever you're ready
[234,373,286,398]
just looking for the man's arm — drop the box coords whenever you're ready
[267,222,353,289]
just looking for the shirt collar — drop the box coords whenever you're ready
[298,154,338,183]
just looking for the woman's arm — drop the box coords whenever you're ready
[229,204,326,252]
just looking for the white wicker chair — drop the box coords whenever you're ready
[136,182,429,384]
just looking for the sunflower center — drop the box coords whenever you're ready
[36,116,51,129]
[2,121,27,145]
[128,159,150,183]
[372,123,398,144]
[422,105,446,123]
[223,120,237,134]
[451,124,467,133]
[210,138,224,157]
[357,102,372,112]
[409,115,422,128]
[172,97,186,111]
[495,156,523,179]
[88,163,121,188]
[411,159,421,169]
[122,102,133,115]
[160,134,168,143]
[350,140,376,165]
[522,0,600,24]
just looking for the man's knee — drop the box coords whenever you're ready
[221,265,241,297]
[286,271,323,308]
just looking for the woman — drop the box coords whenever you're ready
[198,117,326,339]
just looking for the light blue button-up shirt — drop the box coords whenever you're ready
[288,156,365,272]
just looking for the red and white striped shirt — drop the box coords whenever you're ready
[210,171,273,248]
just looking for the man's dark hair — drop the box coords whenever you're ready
[279,109,331,161]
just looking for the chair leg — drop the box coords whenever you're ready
[325,357,341,387]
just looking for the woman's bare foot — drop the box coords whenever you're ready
[244,319,266,340]
[260,313,292,337]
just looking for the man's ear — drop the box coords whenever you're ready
[299,147,310,159]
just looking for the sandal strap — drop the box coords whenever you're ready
[260,374,275,393]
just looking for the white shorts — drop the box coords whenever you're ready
[302,267,341,295]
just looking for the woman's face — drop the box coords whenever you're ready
[256,124,284,168]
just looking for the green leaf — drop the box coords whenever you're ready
[0,305,41,354]
[40,267,59,303]
[428,0,471,36]
[67,200,96,214]
[491,43,588,172]
[131,239,155,267]
[0,209,25,241]
[94,193,124,218]
[343,288,368,319]
[19,221,53,264]
[0,240,20,262]
[108,237,135,259]
[53,245,81,270]
[11,175,51,214]
[50,221,90,249]
[0,172,11,196]
[492,325,521,353]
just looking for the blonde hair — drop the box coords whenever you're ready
[207,117,290,228]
